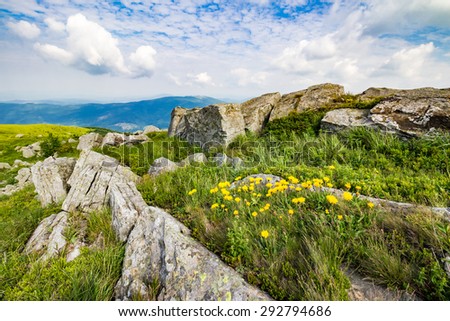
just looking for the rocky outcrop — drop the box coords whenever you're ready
[13,159,31,167]
[102,132,149,147]
[62,150,139,213]
[168,107,189,137]
[143,125,162,135]
[20,142,41,159]
[269,83,344,121]
[77,133,103,151]
[25,211,68,260]
[148,157,179,176]
[115,206,270,301]
[357,87,400,101]
[31,157,76,207]
[0,168,32,197]
[241,92,281,133]
[322,87,450,137]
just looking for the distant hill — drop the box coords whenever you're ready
[0,96,224,131]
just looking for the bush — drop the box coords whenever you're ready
[41,133,61,157]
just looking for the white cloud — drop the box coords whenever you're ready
[7,20,41,39]
[44,17,66,33]
[34,13,156,77]
[231,68,267,86]
[192,72,214,86]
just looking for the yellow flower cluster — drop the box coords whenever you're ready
[260,230,269,238]
[292,197,306,204]
[326,195,338,205]
[188,189,197,195]
[342,191,353,201]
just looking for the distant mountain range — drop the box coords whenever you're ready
[0,96,224,131]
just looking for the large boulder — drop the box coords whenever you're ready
[102,132,126,147]
[126,134,149,145]
[62,151,139,213]
[369,88,450,137]
[240,92,281,133]
[357,87,400,101]
[77,133,103,151]
[0,162,11,170]
[148,157,179,176]
[31,157,77,207]
[168,107,189,137]
[143,125,162,135]
[321,109,376,132]
[115,206,270,301]
[171,104,246,148]
[269,83,344,121]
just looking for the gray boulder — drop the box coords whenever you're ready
[168,107,189,137]
[0,162,11,170]
[212,153,231,167]
[13,159,31,167]
[16,167,31,186]
[77,133,103,151]
[127,134,149,145]
[178,153,208,167]
[321,109,376,132]
[148,157,179,176]
[102,132,126,147]
[62,150,139,213]
[240,92,281,133]
[270,83,344,121]
[22,146,36,158]
[15,133,24,138]
[31,156,77,207]
[25,211,68,260]
[143,125,162,135]
[115,206,270,301]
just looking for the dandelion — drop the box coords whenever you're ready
[245,201,251,206]
[220,204,225,208]
[292,197,306,204]
[210,187,219,194]
[295,187,302,192]
[327,183,333,188]
[252,211,258,217]
[326,195,338,205]
[325,209,330,214]
[344,183,351,190]
[221,188,230,196]
[367,202,375,209]
[242,185,249,192]
[328,165,336,170]
[323,176,330,183]
[337,215,343,220]
[233,210,239,215]
[264,203,271,209]
[266,182,273,188]
[188,189,197,195]
[288,209,294,215]
[234,197,241,203]
[224,195,233,201]
[342,191,353,201]
[288,176,299,184]
[260,230,269,238]
[249,177,255,183]
[249,185,255,192]
[211,203,219,210]
[234,176,242,181]
[356,186,361,191]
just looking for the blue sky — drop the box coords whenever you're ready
[0,0,449,102]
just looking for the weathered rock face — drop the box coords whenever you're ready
[31,157,76,207]
[369,88,450,136]
[168,107,189,137]
[77,133,103,151]
[62,151,139,213]
[172,104,246,148]
[0,168,32,197]
[321,109,376,132]
[269,83,344,121]
[148,157,179,176]
[241,92,281,133]
[115,206,270,301]
[102,132,126,147]
[358,87,400,101]
[143,125,162,135]
[25,211,68,260]
[126,134,149,145]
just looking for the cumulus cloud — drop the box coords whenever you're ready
[33,13,156,77]
[231,68,267,86]
[44,17,66,33]
[192,72,214,86]
[7,20,41,39]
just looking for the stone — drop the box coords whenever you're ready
[22,147,36,159]
[212,153,231,167]
[173,104,246,148]
[31,157,77,207]
[0,162,11,170]
[68,138,77,144]
[231,174,282,189]
[231,157,244,169]
[321,109,376,132]
[126,134,149,145]
[270,83,345,121]
[168,106,189,137]
[358,87,400,101]
[77,133,103,151]
[16,168,31,186]
[102,132,127,147]
[369,88,450,137]
[178,153,208,167]
[115,206,270,301]
[62,150,139,213]
[13,159,31,167]
[15,134,24,138]
[110,181,148,242]
[30,142,41,152]
[143,125,162,135]
[240,92,281,133]
[134,130,143,135]
[148,157,179,176]
[25,211,68,260]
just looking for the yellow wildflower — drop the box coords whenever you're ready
[249,177,255,183]
[221,188,230,196]
[367,202,375,209]
[345,183,351,190]
[242,185,249,192]
[356,186,362,191]
[323,176,330,182]
[325,209,330,214]
[342,191,353,201]
[326,195,338,205]
[292,197,306,204]
[224,195,233,201]
[264,203,271,209]
[211,203,219,210]
[327,183,333,188]
[188,189,197,195]
[266,182,273,188]
[295,187,302,192]
[288,209,294,215]
[266,177,272,181]
[210,187,219,194]
[328,165,336,170]
[220,204,225,208]
[234,176,242,181]
[233,210,239,215]
[337,215,343,220]
[234,197,241,203]
[260,230,269,238]
[245,201,251,206]
[252,211,258,217]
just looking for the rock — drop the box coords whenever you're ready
[13,159,31,167]
[15,134,24,138]
[0,162,11,170]
[102,132,126,147]
[178,153,208,167]
[68,138,77,144]
[14,146,21,151]
[25,211,68,260]
[212,153,231,167]
[115,206,270,301]
[358,87,400,101]
[231,157,244,168]
[173,104,246,148]
[321,109,376,132]
[30,142,41,152]
[148,157,179,176]
[369,88,450,137]
[126,134,149,145]
[168,106,189,137]
[16,168,31,186]
[143,125,162,135]
[444,256,450,279]
[231,174,282,189]
[240,92,281,133]
[270,83,344,121]
[62,150,139,213]
[22,147,36,159]
[31,157,77,207]
[110,181,148,242]
[77,133,103,151]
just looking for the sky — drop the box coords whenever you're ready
[0,0,449,102]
